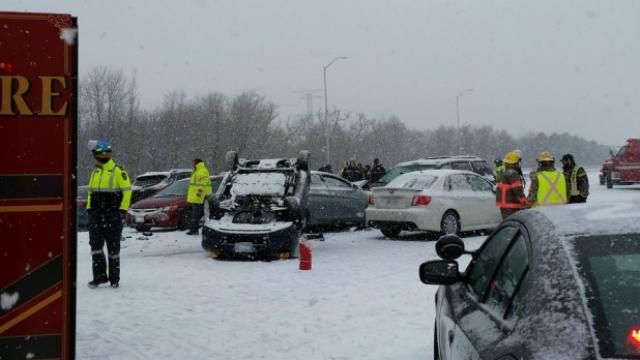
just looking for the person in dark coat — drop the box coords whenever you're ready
[369,158,386,183]
[342,159,364,182]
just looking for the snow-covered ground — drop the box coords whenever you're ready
[76,170,640,359]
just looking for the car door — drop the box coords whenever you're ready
[322,174,366,225]
[445,174,478,227]
[307,173,332,225]
[465,174,501,228]
[443,225,530,359]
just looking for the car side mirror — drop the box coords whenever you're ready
[435,234,466,260]
[419,260,462,285]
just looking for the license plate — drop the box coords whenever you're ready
[135,216,145,224]
[234,242,255,253]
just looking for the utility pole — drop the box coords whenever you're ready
[323,56,347,166]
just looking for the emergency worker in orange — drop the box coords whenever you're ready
[495,151,528,219]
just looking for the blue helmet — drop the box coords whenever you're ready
[88,140,112,153]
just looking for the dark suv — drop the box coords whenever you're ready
[131,169,192,203]
[369,156,494,188]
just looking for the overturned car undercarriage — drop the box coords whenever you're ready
[202,150,310,260]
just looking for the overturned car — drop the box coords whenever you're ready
[202,150,311,259]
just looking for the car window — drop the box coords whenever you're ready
[310,174,325,187]
[449,174,472,191]
[466,174,493,192]
[485,233,529,317]
[450,161,473,171]
[471,161,493,176]
[467,226,518,297]
[376,164,436,184]
[438,163,452,169]
[323,175,351,188]
[176,172,191,180]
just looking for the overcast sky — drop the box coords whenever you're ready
[5,0,639,145]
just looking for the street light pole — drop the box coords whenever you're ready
[323,56,347,166]
[455,88,474,154]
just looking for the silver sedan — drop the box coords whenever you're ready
[366,169,501,238]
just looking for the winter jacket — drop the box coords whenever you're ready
[563,164,589,200]
[495,167,527,210]
[528,165,567,206]
[187,162,212,204]
[342,165,364,182]
[87,159,132,212]
[369,164,386,183]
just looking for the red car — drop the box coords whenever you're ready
[127,175,224,232]
[126,178,191,232]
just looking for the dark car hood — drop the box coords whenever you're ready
[131,195,186,209]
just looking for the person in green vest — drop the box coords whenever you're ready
[494,156,505,183]
[561,154,589,203]
[86,140,132,289]
[527,151,568,207]
[186,158,212,235]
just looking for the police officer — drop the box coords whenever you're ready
[186,158,212,235]
[528,151,568,206]
[561,154,589,203]
[495,151,528,219]
[86,140,131,288]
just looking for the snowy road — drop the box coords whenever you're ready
[76,172,640,360]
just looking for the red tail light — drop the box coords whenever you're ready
[368,194,375,205]
[411,194,431,206]
[631,328,640,346]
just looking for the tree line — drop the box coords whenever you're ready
[78,67,611,181]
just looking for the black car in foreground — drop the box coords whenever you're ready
[202,150,310,260]
[420,203,640,360]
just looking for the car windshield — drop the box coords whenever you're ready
[377,164,436,184]
[134,175,168,187]
[572,234,640,358]
[153,180,189,197]
[231,172,287,196]
[386,173,437,189]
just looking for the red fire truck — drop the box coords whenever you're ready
[600,138,640,188]
[0,12,77,360]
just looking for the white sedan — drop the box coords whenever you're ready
[365,169,501,237]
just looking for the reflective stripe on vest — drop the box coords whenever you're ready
[88,166,126,192]
[570,166,581,196]
[536,171,567,206]
[496,180,526,209]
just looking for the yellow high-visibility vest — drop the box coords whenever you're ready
[87,159,132,210]
[187,162,212,204]
[535,170,567,206]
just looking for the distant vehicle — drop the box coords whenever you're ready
[307,171,368,229]
[366,169,500,238]
[369,156,494,188]
[420,203,640,360]
[77,185,89,230]
[202,151,310,260]
[131,169,192,202]
[126,178,192,232]
[600,138,640,188]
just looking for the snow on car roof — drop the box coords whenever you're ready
[239,158,295,170]
[136,171,171,178]
[392,169,478,179]
[523,202,640,238]
[394,155,485,167]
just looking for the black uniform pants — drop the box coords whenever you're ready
[88,211,122,284]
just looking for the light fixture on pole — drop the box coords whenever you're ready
[323,56,347,166]
[456,88,474,154]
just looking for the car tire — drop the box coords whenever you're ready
[381,226,401,238]
[440,210,460,235]
[135,224,150,232]
[606,171,613,189]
